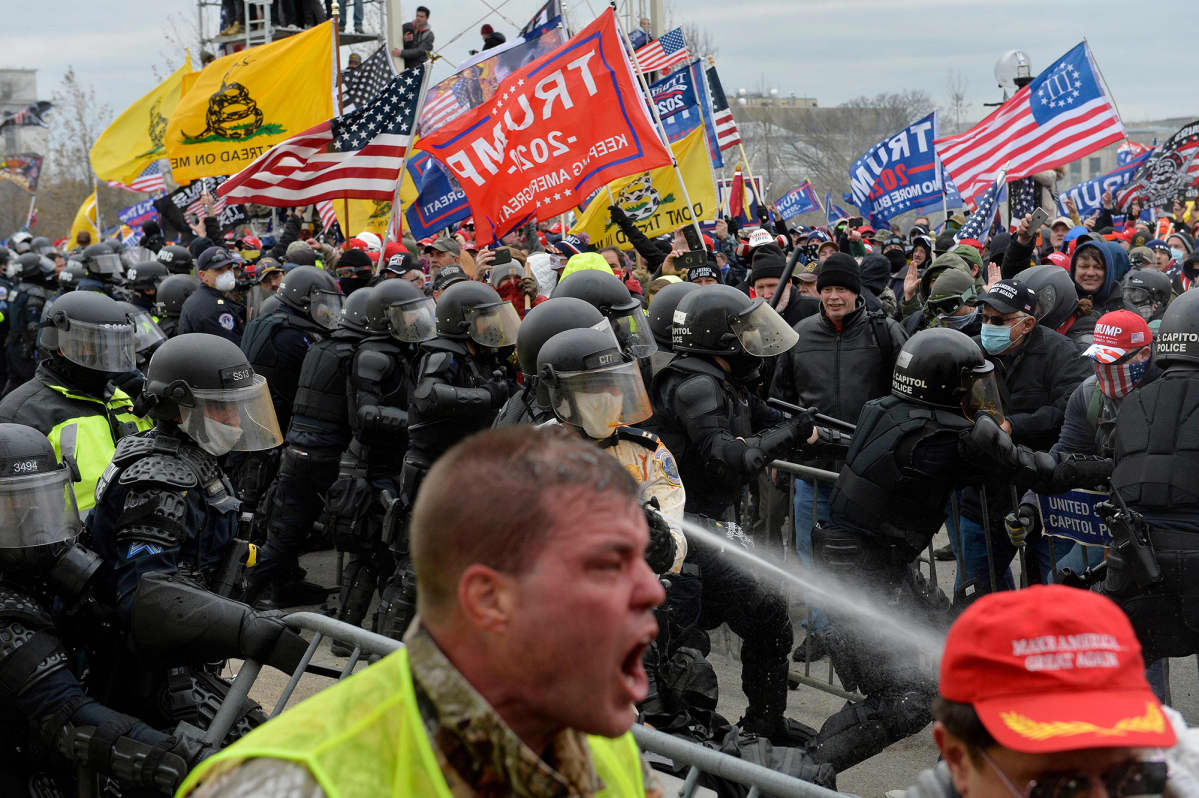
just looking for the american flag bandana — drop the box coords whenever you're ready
[1096,357,1148,398]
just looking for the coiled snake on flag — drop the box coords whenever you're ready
[184,79,264,141]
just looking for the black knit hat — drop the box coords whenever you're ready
[816,252,861,294]
[748,249,786,284]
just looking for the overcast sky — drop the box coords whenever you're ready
[11,0,1194,132]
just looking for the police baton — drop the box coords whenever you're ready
[767,398,856,433]
[769,243,803,310]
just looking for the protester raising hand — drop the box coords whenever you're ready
[1015,212,1034,245]
[985,261,1002,292]
[903,258,920,301]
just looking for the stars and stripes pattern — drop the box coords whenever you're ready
[632,27,689,73]
[218,64,426,206]
[705,61,741,151]
[316,200,337,230]
[935,42,1124,207]
[342,46,397,112]
[0,101,52,129]
[955,171,1006,245]
[417,75,476,135]
[109,161,167,195]
[1009,176,1039,223]
[185,192,226,219]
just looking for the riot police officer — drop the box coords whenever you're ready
[809,327,1114,772]
[0,423,208,795]
[154,274,202,339]
[124,259,171,314]
[1122,268,1173,332]
[156,244,195,276]
[646,280,699,375]
[4,252,56,392]
[0,291,151,513]
[649,284,817,744]
[550,268,657,361]
[247,287,375,609]
[1104,291,1199,670]
[329,279,436,642]
[493,296,609,427]
[178,246,246,344]
[76,242,128,298]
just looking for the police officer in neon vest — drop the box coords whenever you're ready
[181,426,663,798]
[0,291,151,515]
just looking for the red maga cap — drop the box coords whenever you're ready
[1083,309,1152,364]
[939,585,1175,754]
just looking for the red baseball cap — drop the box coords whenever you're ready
[1083,310,1152,364]
[940,585,1174,754]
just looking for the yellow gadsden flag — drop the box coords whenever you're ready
[68,192,99,247]
[90,57,193,185]
[337,165,420,237]
[165,23,334,183]
[570,126,716,249]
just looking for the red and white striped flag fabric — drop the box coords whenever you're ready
[935,42,1123,207]
[186,193,225,218]
[109,161,167,195]
[218,65,426,206]
[632,27,689,73]
[704,59,741,152]
[316,200,337,231]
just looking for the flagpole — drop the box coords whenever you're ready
[382,63,435,253]
[611,3,706,252]
[329,14,352,245]
[24,195,36,230]
[92,175,103,235]
[736,142,763,222]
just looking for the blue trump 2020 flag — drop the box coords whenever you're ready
[1057,149,1153,217]
[775,181,822,220]
[849,112,952,225]
[647,61,722,168]
[405,151,470,239]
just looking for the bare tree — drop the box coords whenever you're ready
[945,69,968,136]
[663,1,717,58]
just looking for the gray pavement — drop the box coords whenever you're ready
[229,530,1199,798]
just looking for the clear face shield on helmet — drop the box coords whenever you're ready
[610,305,657,358]
[128,310,167,353]
[120,247,153,269]
[386,297,438,343]
[1123,287,1159,322]
[178,374,284,457]
[962,361,1005,425]
[309,290,345,330]
[728,299,800,357]
[89,252,123,276]
[57,319,137,373]
[464,301,522,347]
[549,360,653,439]
[0,466,81,556]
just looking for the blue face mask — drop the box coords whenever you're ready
[942,307,978,330]
[1171,247,1186,264]
[979,323,1014,354]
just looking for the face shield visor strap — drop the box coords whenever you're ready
[551,361,652,438]
[92,253,123,275]
[180,375,283,456]
[611,306,657,358]
[57,319,137,373]
[387,298,438,343]
[963,363,1004,424]
[465,301,522,348]
[729,300,800,357]
[309,290,345,330]
[0,468,81,551]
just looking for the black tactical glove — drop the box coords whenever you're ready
[1003,503,1039,546]
[965,412,1007,456]
[608,204,630,226]
[484,379,511,407]
[519,276,540,298]
[1052,454,1113,490]
[642,499,677,575]
[789,407,817,447]
[240,611,310,673]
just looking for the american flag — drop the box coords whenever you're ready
[417,74,477,135]
[704,60,741,151]
[316,200,338,230]
[1009,176,1040,224]
[186,192,226,219]
[219,64,426,206]
[632,28,689,74]
[109,161,167,195]
[0,101,51,130]
[343,46,397,113]
[955,170,1006,245]
[935,42,1124,207]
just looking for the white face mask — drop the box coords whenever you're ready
[196,418,244,456]
[574,391,624,439]
[214,270,237,293]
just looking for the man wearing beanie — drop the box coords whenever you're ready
[749,246,819,327]
[771,252,906,661]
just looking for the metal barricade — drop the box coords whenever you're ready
[205,613,850,796]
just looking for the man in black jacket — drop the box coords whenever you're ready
[770,253,907,656]
[955,279,1090,597]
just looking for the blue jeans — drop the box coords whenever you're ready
[953,510,1074,595]
[793,478,833,633]
[331,0,362,28]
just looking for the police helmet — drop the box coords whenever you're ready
[156,244,195,275]
[1123,269,1172,324]
[29,236,54,256]
[537,327,652,439]
[275,265,344,330]
[39,291,137,373]
[892,328,1002,421]
[1014,264,1080,330]
[258,294,282,319]
[12,253,56,285]
[80,242,123,279]
[1154,290,1199,367]
[124,260,170,293]
[339,284,373,334]
[154,275,202,318]
[142,333,283,455]
[646,281,700,350]
[516,297,608,377]
[551,270,656,358]
[58,260,85,291]
[116,301,167,355]
[102,239,123,255]
[672,284,798,358]
[435,281,521,347]
[366,278,434,342]
[0,423,82,571]
[10,232,32,254]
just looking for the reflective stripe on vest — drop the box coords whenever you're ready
[178,647,646,798]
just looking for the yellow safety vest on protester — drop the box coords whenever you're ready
[178,648,647,798]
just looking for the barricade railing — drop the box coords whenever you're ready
[204,612,850,796]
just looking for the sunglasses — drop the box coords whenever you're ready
[984,751,1167,798]
[927,294,974,317]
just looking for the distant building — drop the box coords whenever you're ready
[0,69,47,156]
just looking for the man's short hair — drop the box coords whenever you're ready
[410,425,640,619]
[416,5,430,15]
[931,696,997,764]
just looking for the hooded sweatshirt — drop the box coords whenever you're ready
[1069,239,1129,313]
[859,253,898,318]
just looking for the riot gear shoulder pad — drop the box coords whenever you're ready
[615,426,660,451]
[674,373,724,417]
[118,454,200,490]
[354,348,395,384]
